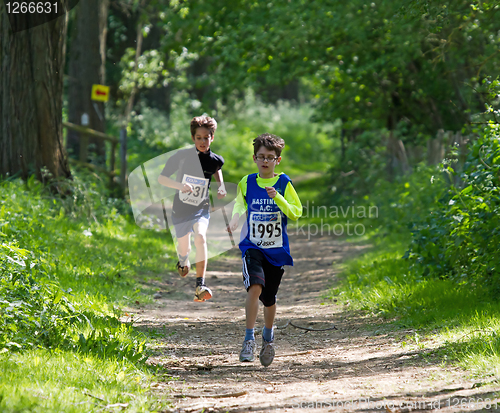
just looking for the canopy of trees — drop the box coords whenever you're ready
[1,0,500,179]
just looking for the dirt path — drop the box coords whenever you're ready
[128,235,500,412]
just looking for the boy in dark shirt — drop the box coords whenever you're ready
[158,116,226,301]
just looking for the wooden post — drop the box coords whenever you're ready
[120,128,127,190]
[79,133,89,163]
[110,141,116,173]
[396,139,410,173]
[63,122,122,193]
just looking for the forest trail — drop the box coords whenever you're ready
[128,235,499,412]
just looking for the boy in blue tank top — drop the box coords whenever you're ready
[227,133,302,366]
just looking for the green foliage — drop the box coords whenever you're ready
[369,165,448,232]
[116,43,197,111]
[328,126,500,379]
[0,161,176,410]
[318,160,448,240]
[156,0,500,136]
[406,128,500,289]
[0,170,175,361]
[0,248,147,361]
[120,92,338,182]
[119,48,165,93]
[0,242,75,351]
[328,129,389,199]
[215,91,338,182]
[439,314,500,379]
[330,233,500,379]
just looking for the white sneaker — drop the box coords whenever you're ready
[176,261,190,277]
[193,285,212,302]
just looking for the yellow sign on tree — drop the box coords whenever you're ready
[91,84,110,102]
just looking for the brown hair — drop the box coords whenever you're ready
[253,133,285,156]
[190,115,217,137]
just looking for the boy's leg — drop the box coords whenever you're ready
[240,249,266,362]
[175,232,191,277]
[258,263,284,367]
[263,304,276,330]
[246,284,263,330]
[177,232,191,259]
[193,217,212,302]
[193,219,208,279]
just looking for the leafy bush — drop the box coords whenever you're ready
[0,243,71,350]
[313,160,448,239]
[326,120,430,201]
[406,128,500,290]
[0,242,147,362]
[368,164,448,232]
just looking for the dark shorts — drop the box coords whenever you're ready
[242,248,284,307]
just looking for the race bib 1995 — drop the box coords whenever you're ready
[249,211,283,248]
[179,174,209,206]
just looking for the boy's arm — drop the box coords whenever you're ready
[158,175,193,193]
[269,181,302,220]
[213,168,227,199]
[158,154,193,193]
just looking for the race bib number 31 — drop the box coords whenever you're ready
[179,174,209,206]
[249,211,282,249]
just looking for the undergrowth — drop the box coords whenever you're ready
[327,127,500,380]
[0,168,175,411]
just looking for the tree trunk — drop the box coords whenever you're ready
[124,21,144,125]
[0,3,71,181]
[67,0,109,165]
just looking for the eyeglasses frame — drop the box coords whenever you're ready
[255,155,279,163]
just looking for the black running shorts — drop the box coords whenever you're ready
[242,248,284,307]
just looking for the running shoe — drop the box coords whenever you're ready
[193,284,212,302]
[176,261,190,277]
[259,338,275,367]
[239,339,256,362]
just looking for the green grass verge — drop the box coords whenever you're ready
[328,232,500,381]
[0,170,177,411]
[0,350,170,412]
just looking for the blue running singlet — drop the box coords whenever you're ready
[239,173,293,266]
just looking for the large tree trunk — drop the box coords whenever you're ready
[67,0,109,165]
[0,3,71,181]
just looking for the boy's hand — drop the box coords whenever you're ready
[217,185,227,199]
[226,216,238,233]
[265,186,277,198]
[180,183,193,193]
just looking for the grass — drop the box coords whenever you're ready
[0,350,169,412]
[2,170,176,305]
[0,169,177,411]
[328,231,500,381]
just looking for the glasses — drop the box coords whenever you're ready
[255,155,279,162]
